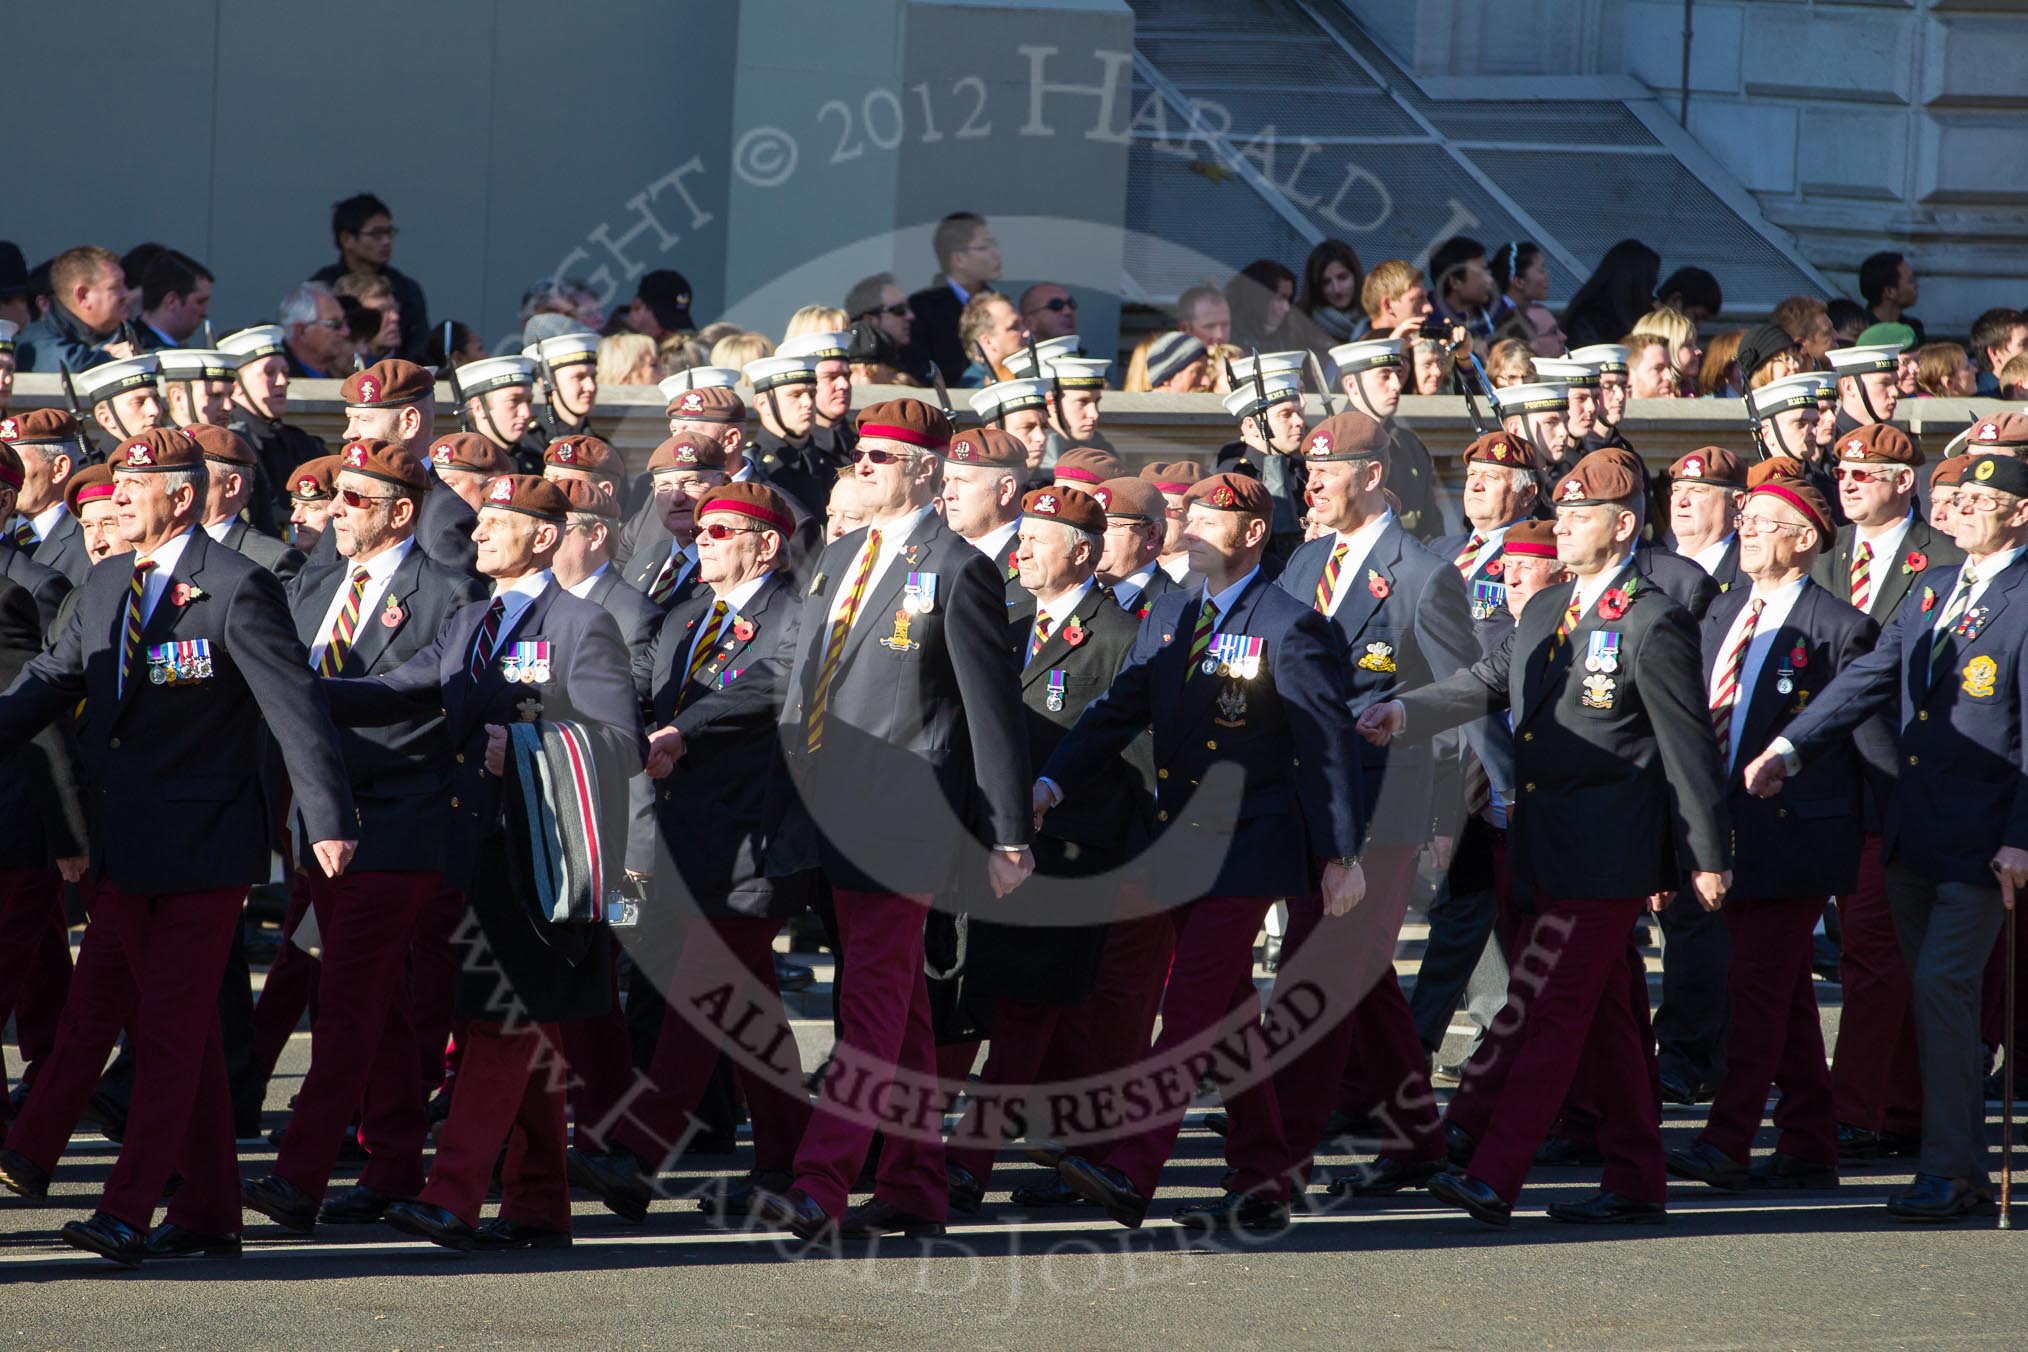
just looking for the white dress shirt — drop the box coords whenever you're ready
[1314,511,1393,618]
[25,501,68,544]
[131,528,197,629]
[1691,534,1736,578]
[307,538,415,668]
[1026,578,1095,665]
[1708,573,1806,770]
[1159,553,1192,583]
[480,571,553,664]
[827,504,935,629]
[563,560,611,599]
[1850,512,1915,588]
[970,517,1021,567]
[684,571,772,675]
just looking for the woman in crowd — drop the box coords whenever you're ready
[1492,241,1565,355]
[1484,336,1536,388]
[1561,238,1661,350]
[596,331,662,387]
[1630,305,1702,396]
[1225,259,1298,353]
[1695,329,1743,399]
[1295,238,1364,350]
[1912,341,1978,398]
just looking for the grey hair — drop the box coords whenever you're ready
[278,282,335,328]
[1038,517,1102,555]
[159,466,209,501]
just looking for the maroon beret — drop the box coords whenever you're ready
[0,409,80,447]
[1185,472,1272,518]
[1053,446,1126,485]
[665,385,746,424]
[553,475,619,520]
[700,482,793,533]
[1668,446,1745,489]
[336,437,428,492]
[1834,423,1922,467]
[63,463,117,517]
[428,433,514,476]
[1302,411,1389,461]
[1022,484,1106,534]
[480,473,570,523]
[945,428,1025,467]
[1503,519,1558,558]
[543,434,622,479]
[647,432,728,473]
[341,359,436,409]
[1094,476,1164,521]
[111,427,202,473]
[856,398,951,451]
[184,422,258,467]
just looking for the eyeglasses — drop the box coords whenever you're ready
[1164,506,1187,520]
[308,318,346,332]
[698,522,764,541]
[356,226,399,241]
[1024,296,1078,316]
[1734,514,1809,537]
[1955,491,2009,513]
[337,487,400,508]
[860,303,912,320]
[1833,465,1903,484]
[653,475,726,497]
[850,446,911,465]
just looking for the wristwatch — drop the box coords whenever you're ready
[1334,855,1362,870]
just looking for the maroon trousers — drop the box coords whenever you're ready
[1830,835,1922,1136]
[1055,890,1176,1081]
[947,999,1078,1187]
[1446,895,1665,1206]
[609,915,811,1171]
[0,869,66,1121]
[418,1019,572,1230]
[5,882,134,1172]
[272,870,440,1203]
[1097,893,1289,1202]
[562,954,638,1153]
[1701,895,1836,1166]
[96,884,249,1236]
[791,890,947,1221]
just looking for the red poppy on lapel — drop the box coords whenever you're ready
[1789,643,1807,669]
[169,582,203,607]
[1063,617,1087,647]
[1921,586,1936,613]
[1903,550,1927,574]
[381,602,404,628]
[1598,588,1630,621]
[1366,570,1389,599]
[732,617,756,642]
[1483,559,1503,579]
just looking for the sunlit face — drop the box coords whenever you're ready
[1629,346,1675,399]
[473,386,534,445]
[811,359,851,422]
[289,495,331,553]
[1302,457,1381,533]
[1845,371,1900,421]
[1183,295,1230,349]
[15,444,70,515]
[1597,372,1628,425]
[1736,496,1817,577]
[74,262,132,331]
[1002,409,1050,468]
[1157,356,1209,394]
[1552,501,1636,573]
[1343,363,1402,420]
[329,469,413,559]
[1522,409,1569,462]
[939,461,1017,539]
[471,504,555,579]
[1503,554,1566,618]
[1565,385,1598,438]
[553,363,597,419]
[1056,390,1101,441]
[1834,458,1912,526]
[851,438,931,517]
[1513,252,1550,303]
[1180,502,1264,573]
[542,464,616,506]
[1463,462,1534,531]
[238,355,289,419]
[1015,517,1093,596]
[695,507,778,587]
[1668,480,1739,548]
[1949,483,2028,557]
[97,389,162,438]
[1930,482,1959,533]
[112,468,196,547]
[652,467,729,544]
[1411,343,1447,396]
[80,497,127,563]
[764,383,815,437]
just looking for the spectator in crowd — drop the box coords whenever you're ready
[694,320,743,353]
[709,331,773,372]
[14,245,133,373]
[309,192,428,361]
[1970,308,2028,397]
[424,320,487,369]
[956,292,1027,387]
[1018,283,1079,343]
[336,294,379,369]
[1631,306,1702,394]
[1174,283,1231,349]
[1361,259,1434,341]
[906,211,1002,384]
[1773,295,1836,366]
[658,335,709,375]
[1295,238,1363,350]
[1696,329,1743,399]
[0,242,31,332]
[1429,235,1506,339]
[1492,241,1565,355]
[133,250,213,350]
[1826,297,1870,346]
[1859,250,1923,341]
[1736,322,1803,391]
[278,281,350,379]
[845,272,915,358]
[1485,337,1536,388]
[1997,351,2028,400]
[1409,337,1449,395]
[333,271,402,360]
[1655,266,1723,325]
[597,333,662,388]
[1560,238,1661,351]
[1224,259,1297,353]
[784,305,850,343]
[1122,332,1208,394]
[1626,332,1678,399]
[622,269,695,342]
[522,276,608,335]
[1911,341,1977,398]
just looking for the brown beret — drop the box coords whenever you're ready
[1185,472,1272,518]
[1553,451,1643,506]
[1747,456,1807,489]
[335,437,428,492]
[665,385,745,424]
[1834,422,1922,467]
[1667,446,1744,489]
[0,443,19,490]
[1931,454,1971,489]
[945,428,1025,467]
[1094,476,1165,522]
[480,473,570,523]
[1140,460,1204,493]
[63,463,117,517]
[1464,430,1533,468]
[111,427,202,473]
[857,397,951,451]
[289,455,340,501]
[184,422,258,467]
[427,433,514,476]
[1967,411,2028,452]
[0,409,79,447]
[1053,446,1127,486]
[553,475,619,520]
[1748,479,1834,541]
[543,434,621,479]
[1584,445,1645,478]
[648,431,729,473]
[1502,518,1558,558]
[1022,484,1106,534]
[700,482,793,533]
[341,359,435,409]
[1302,411,1390,461]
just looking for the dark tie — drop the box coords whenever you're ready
[468,597,505,681]
[318,567,372,677]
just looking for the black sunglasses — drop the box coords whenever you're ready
[1025,296,1078,315]
[859,303,912,319]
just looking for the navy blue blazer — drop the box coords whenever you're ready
[1042,570,1365,902]
[416,484,479,575]
[0,538,71,636]
[0,576,85,870]
[1782,552,2028,886]
[1635,540,1721,621]
[30,509,89,589]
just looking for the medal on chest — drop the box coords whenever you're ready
[1579,672,1617,709]
[1584,630,1621,674]
[146,639,214,686]
[881,608,919,652]
[499,640,552,684]
[1357,641,1397,673]
[902,571,938,615]
[1206,632,1264,681]
[1045,669,1067,712]
[1471,579,1506,621]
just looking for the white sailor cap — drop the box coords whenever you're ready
[1227,350,1308,384]
[1532,358,1600,390]
[778,331,852,364]
[1046,357,1110,390]
[458,355,538,397]
[970,378,1051,419]
[1567,344,1631,375]
[743,355,818,391]
[1491,381,1569,417]
[1327,338,1404,374]
[1826,344,1900,377]
[657,367,742,400]
[0,319,16,353]
[156,348,235,383]
[76,355,162,406]
[522,332,601,369]
[1748,371,1835,419]
[1003,335,1083,377]
[217,324,289,366]
[1222,371,1303,421]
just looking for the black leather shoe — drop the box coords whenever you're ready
[1546,1191,1666,1225]
[697,1168,793,1221]
[1886,1173,1995,1223]
[946,1163,984,1215]
[567,1147,652,1223]
[1009,1173,1094,1208]
[144,1223,241,1259]
[59,1211,146,1267]
[1056,1155,1148,1229]
[1325,1155,1444,1197]
[773,952,816,993]
[82,1089,128,1143]
[1534,1135,1604,1167]
[1657,1071,1703,1107]
[1443,1121,1477,1168]
[1751,1153,1839,1190]
[241,1174,318,1234]
[1175,1190,1290,1233]
[383,1200,478,1251]
[841,1197,946,1237]
[1019,1136,1066,1169]
[1426,1171,1511,1227]
[1837,1123,1921,1161]
[318,1185,412,1225]
[0,1147,50,1201]
[1202,1112,1229,1138]
[1665,1140,1750,1191]
[752,1187,837,1242]
[473,1218,572,1250]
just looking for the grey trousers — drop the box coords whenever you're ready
[1883,862,2008,1185]
[1655,885,1732,1088]
[1410,883,1509,1057]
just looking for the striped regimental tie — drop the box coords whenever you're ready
[118,560,158,696]
[678,598,728,708]
[1313,542,1348,613]
[1708,598,1764,753]
[317,567,372,677]
[805,529,882,753]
